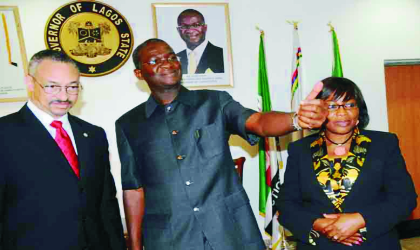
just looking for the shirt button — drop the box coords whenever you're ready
[185,180,192,186]
[193,207,200,212]
[177,155,184,160]
[166,106,172,112]
[172,130,178,135]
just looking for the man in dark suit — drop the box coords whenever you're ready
[116,38,328,250]
[0,50,126,250]
[176,9,224,74]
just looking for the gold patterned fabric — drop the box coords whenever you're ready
[309,127,371,244]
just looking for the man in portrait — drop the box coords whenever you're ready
[176,9,224,74]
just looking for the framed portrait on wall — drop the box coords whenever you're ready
[0,6,28,102]
[152,3,233,88]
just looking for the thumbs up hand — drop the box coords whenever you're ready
[296,82,328,129]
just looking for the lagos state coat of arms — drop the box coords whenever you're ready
[45,0,134,77]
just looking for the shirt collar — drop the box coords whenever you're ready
[145,86,196,118]
[27,99,70,127]
[187,40,208,57]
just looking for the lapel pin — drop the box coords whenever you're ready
[83,133,88,137]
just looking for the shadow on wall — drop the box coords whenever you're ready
[71,91,85,117]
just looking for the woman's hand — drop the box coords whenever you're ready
[313,213,364,246]
[312,217,338,232]
[322,213,366,244]
[339,233,364,246]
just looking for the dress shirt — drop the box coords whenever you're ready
[27,100,78,154]
[186,40,208,69]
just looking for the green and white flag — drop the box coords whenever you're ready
[257,31,274,221]
[257,30,289,250]
[331,26,343,77]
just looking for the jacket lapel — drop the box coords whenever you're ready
[340,130,373,209]
[19,105,79,179]
[305,136,336,207]
[196,44,210,73]
[68,114,90,179]
[177,50,188,74]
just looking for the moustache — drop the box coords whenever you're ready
[50,100,73,105]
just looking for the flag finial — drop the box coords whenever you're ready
[256,26,264,36]
[327,22,335,32]
[287,20,300,30]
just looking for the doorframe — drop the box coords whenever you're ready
[384,60,420,238]
[384,58,420,66]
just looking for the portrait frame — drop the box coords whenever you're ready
[152,3,234,89]
[0,6,28,102]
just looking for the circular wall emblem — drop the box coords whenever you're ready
[45,0,134,77]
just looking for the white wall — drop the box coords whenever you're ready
[1,0,420,234]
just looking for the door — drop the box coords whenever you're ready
[385,63,420,220]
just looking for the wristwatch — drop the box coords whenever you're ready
[292,112,302,131]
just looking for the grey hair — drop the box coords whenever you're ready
[28,49,79,75]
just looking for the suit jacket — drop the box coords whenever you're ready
[177,42,224,74]
[0,105,126,250]
[116,87,265,250]
[277,130,417,250]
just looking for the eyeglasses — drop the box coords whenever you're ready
[177,23,206,30]
[30,75,82,95]
[144,54,179,66]
[328,103,357,111]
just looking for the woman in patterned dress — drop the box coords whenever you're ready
[277,77,417,249]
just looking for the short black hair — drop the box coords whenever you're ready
[132,38,170,70]
[316,76,370,128]
[177,9,205,25]
[28,49,79,75]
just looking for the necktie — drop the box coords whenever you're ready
[50,121,80,179]
[188,51,197,74]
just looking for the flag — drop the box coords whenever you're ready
[271,145,291,250]
[257,30,273,219]
[257,30,289,250]
[290,23,303,141]
[331,26,343,77]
